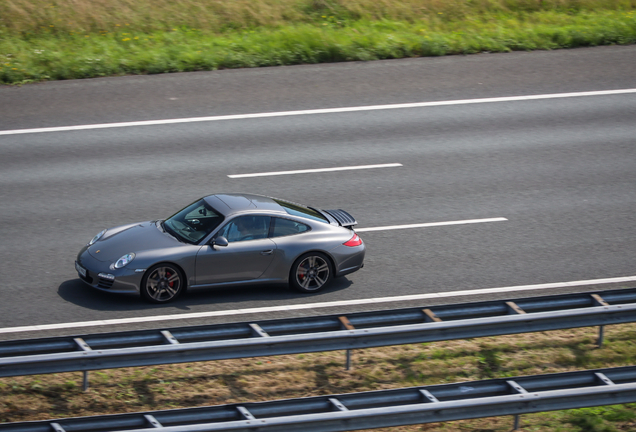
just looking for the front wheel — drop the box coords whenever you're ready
[141,264,184,303]
[290,252,333,293]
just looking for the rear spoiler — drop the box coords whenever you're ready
[322,209,358,228]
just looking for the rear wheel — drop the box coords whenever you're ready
[141,264,184,303]
[290,252,333,293]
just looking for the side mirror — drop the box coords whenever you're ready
[211,236,229,247]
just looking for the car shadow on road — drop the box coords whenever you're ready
[57,277,354,312]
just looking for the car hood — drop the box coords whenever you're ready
[87,221,179,262]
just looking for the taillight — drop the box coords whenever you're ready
[343,233,362,247]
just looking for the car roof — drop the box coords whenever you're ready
[203,193,286,217]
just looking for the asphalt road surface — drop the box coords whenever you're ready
[1,45,635,340]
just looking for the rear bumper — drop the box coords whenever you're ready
[330,243,366,277]
[337,261,364,277]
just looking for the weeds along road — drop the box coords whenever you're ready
[0,45,635,340]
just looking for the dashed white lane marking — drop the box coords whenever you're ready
[228,163,403,178]
[2,88,635,136]
[1,275,635,335]
[356,217,508,232]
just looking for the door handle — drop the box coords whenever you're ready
[260,250,274,255]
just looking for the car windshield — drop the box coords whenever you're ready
[163,199,224,244]
[273,199,329,223]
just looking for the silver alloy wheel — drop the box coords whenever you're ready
[142,264,183,303]
[294,254,331,292]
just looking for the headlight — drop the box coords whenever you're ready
[111,253,135,269]
[88,229,107,246]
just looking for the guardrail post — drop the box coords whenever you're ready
[597,325,605,348]
[345,350,352,370]
[506,302,526,315]
[329,397,349,411]
[50,422,67,432]
[339,316,355,370]
[161,330,180,345]
[143,415,163,428]
[422,308,442,322]
[82,371,89,392]
[591,294,609,347]
[74,338,92,391]
[249,323,270,338]
[507,380,527,430]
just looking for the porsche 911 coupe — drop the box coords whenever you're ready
[75,193,365,303]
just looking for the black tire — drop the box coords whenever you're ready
[290,252,333,293]
[141,263,185,303]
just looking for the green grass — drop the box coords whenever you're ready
[1,0,635,84]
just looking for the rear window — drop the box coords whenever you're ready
[273,199,329,224]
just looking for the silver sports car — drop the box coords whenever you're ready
[75,193,365,303]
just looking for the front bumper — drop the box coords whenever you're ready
[75,247,142,295]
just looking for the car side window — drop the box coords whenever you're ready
[216,216,271,243]
[271,217,310,238]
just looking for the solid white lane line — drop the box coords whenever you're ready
[2,88,635,136]
[356,217,508,232]
[1,275,635,335]
[228,163,403,178]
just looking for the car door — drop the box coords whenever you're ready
[194,216,276,285]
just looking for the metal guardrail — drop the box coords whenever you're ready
[1,366,636,432]
[1,288,635,382]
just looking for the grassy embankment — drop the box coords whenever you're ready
[1,324,636,431]
[1,0,635,84]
